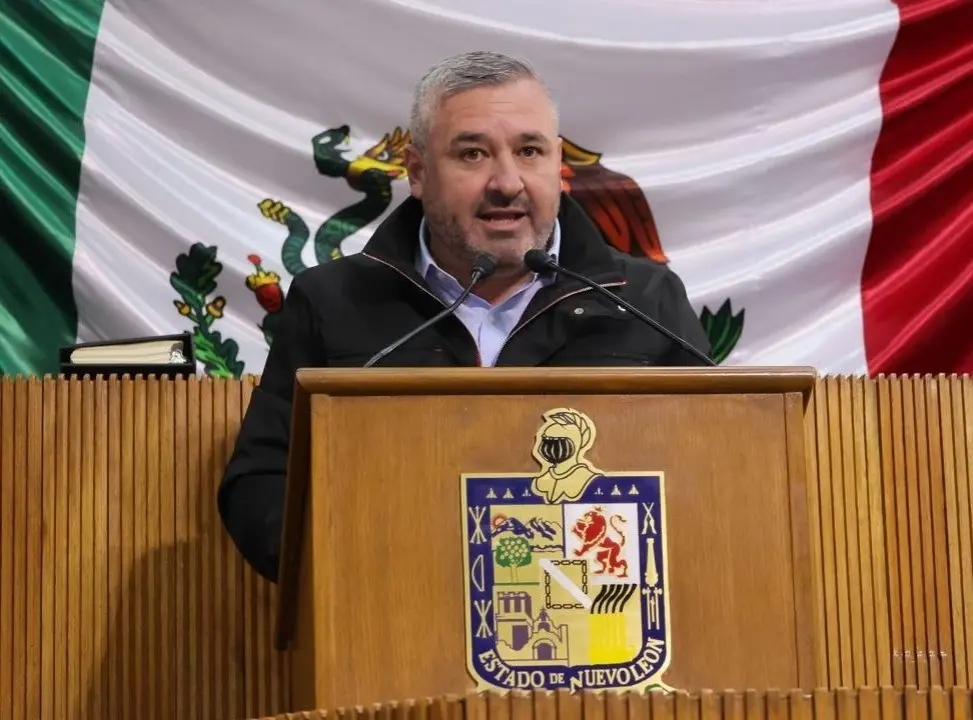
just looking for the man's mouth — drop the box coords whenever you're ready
[478,210,528,227]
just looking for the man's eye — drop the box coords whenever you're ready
[462,148,484,160]
[521,146,541,157]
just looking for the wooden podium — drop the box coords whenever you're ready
[274,366,818,711]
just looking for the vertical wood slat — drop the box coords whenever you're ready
[878,376,905,688]
[107,376,122,720]
[146,377,160,720]
[839,376,867,687]
[804,377,829,686]
[1,373,972,718]
[26,379,42,720]
[160,377,176,720]
[892,376,917,687]
[187,377,201,720]
[914,377,941,687]
[67,377,82,717]
[924,377,953,689]
[40,377,56,720]
[54,378,69,720]
[1,378,15,720]
[121,377,135,720]
[827,376,853,686]
[212,378,227,720]
[226,375,244,719]
[851,377,877,687]
[12,378,28,720]
[93,377,109,719]
[174,376,189,720]
[956,375,973,687]
[80,378,94,720]
[815,379,841,685]
[863,377,893,687]
[199,377,214,720]
[906,379,931,688]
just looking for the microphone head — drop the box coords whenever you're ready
[523,249,555,273]
[471,252,498,280]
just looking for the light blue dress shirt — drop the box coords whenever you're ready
[415,218,561,366]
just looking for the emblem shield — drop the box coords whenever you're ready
[461,408,671,692]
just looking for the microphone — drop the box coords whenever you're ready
[363,252,498,368]
[523,249,716,367]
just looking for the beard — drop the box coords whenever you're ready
[423,190,559,273]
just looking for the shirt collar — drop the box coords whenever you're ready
[415,216,562,284]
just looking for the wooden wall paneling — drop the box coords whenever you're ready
[242,688,973,720]
[1,373,972,720]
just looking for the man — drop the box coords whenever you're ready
[218,51,711,582]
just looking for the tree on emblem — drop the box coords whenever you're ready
[494,536,532,582]
[170,243,245,378]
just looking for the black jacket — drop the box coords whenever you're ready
[218,193,711,581]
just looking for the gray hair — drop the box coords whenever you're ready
[409,50,557,150]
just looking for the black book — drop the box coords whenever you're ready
[59,331,196,378]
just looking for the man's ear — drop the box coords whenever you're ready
[404,144,425,199]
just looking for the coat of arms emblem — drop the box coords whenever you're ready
[461,408,671,692]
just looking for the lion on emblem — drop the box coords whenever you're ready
[571,507,629,579]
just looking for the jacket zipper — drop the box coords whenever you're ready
[492,281,626,364]
[363,252,625,368]
[362,252,484,365]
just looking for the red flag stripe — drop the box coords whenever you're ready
[861,0,973,375]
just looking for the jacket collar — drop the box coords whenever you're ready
[360,193,624,288]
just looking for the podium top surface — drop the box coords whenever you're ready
[294,366,816,403]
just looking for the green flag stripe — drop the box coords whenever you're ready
[0,0,107,375]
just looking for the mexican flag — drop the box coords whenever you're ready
[3,0,971,378]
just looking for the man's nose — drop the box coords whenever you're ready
[487,155,525,198]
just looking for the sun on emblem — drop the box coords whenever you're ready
[461,408,671,693]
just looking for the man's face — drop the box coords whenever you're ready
[406,78,563,273]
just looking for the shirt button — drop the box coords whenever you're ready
[574,307,585,315]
